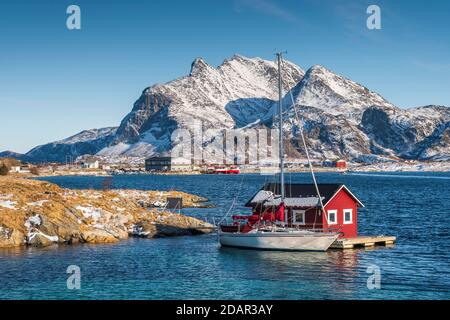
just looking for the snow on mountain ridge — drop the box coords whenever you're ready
[255,65,450,162]
[190,57,212,76]
[9,55,449,163]
[55,127,118,145]
[25,127,118,163]
[293,64,395,118]
[107,54,305,156]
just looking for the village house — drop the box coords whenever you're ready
[9,166,21,173]
[79,157,100,169]
[245,183,364,238]
[9,163,31,174]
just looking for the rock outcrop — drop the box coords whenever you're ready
[0,177,213,248]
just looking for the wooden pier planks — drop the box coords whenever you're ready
[330,236,396,249]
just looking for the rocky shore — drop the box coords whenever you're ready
[0,177,214,248]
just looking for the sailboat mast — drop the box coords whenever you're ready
[276,52,285,203]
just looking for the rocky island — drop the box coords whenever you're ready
[0,177,214,248]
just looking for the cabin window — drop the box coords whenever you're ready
[327,210,337,225]
[293,210,306,225]
[343,209,353,224]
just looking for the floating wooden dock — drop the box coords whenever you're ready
[330,236,396,249]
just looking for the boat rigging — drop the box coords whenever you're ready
[217,52,340,251]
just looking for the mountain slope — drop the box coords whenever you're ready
[271,65,450,161]
[0,151,27,161]
[6,54,449,163]
[25,127,118,163]
[103,54,304,157]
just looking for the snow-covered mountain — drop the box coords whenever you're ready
[9,54,450,163]
[0,151,28,161]
[25,127,117,163]
[104,54,304,157]
[275,65,450,161]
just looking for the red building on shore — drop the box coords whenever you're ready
[245,183,364,238]
[335,160,347,169]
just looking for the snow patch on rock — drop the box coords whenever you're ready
[27,200,49,207]
[76,205,102,221]
[0,200,17,210]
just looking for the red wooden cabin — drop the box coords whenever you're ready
[245,183,364,238]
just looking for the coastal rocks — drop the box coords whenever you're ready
[131,214,213,238]
[0,226,24,248]
[24,216,49,247]
[0,177,214,249]
[80,229,119,244]
[27,232,57,247]
[115,190,210,208]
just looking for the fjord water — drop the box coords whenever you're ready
[0,172,449,299]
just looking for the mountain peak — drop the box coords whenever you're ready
[300,65,342,89]
[294,64,393,115]
[221,54,266,67]
[304,64,335,79]
[309,64,328,71]
[190,57,211,76]
[230,53,245,60]
[0,150,25,160]
[20,54,449,163]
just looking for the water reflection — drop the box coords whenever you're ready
[217,246,365,299]
[219,246,362,271]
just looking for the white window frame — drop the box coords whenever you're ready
[293,210,306,225]
[327,210,337,225]
[343,209,353,224]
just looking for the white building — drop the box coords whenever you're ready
[9,164,31,173]
[9,166,21,173]
[80,158,100,169]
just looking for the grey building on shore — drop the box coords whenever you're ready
[145,156,195,171]
[145,157,172,171]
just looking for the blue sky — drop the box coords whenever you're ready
[0,0,449,153]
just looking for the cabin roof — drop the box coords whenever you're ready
[245,183,364,208]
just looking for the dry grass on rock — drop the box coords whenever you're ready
[0,177,213,248]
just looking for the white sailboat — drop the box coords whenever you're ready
[218,53,339,252]
[219,229,339,252]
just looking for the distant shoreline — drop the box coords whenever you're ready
[6,160,449,179]
[33,169,450,178]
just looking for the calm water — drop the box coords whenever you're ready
[0,172,449,299]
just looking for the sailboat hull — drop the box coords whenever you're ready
[219,231,339,252]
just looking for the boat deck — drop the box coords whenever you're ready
[330,235,396,249]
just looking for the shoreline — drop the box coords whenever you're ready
[31,168,450,178]
[16,160,448,178]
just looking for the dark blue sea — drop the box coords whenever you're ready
[0,172,449,299]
